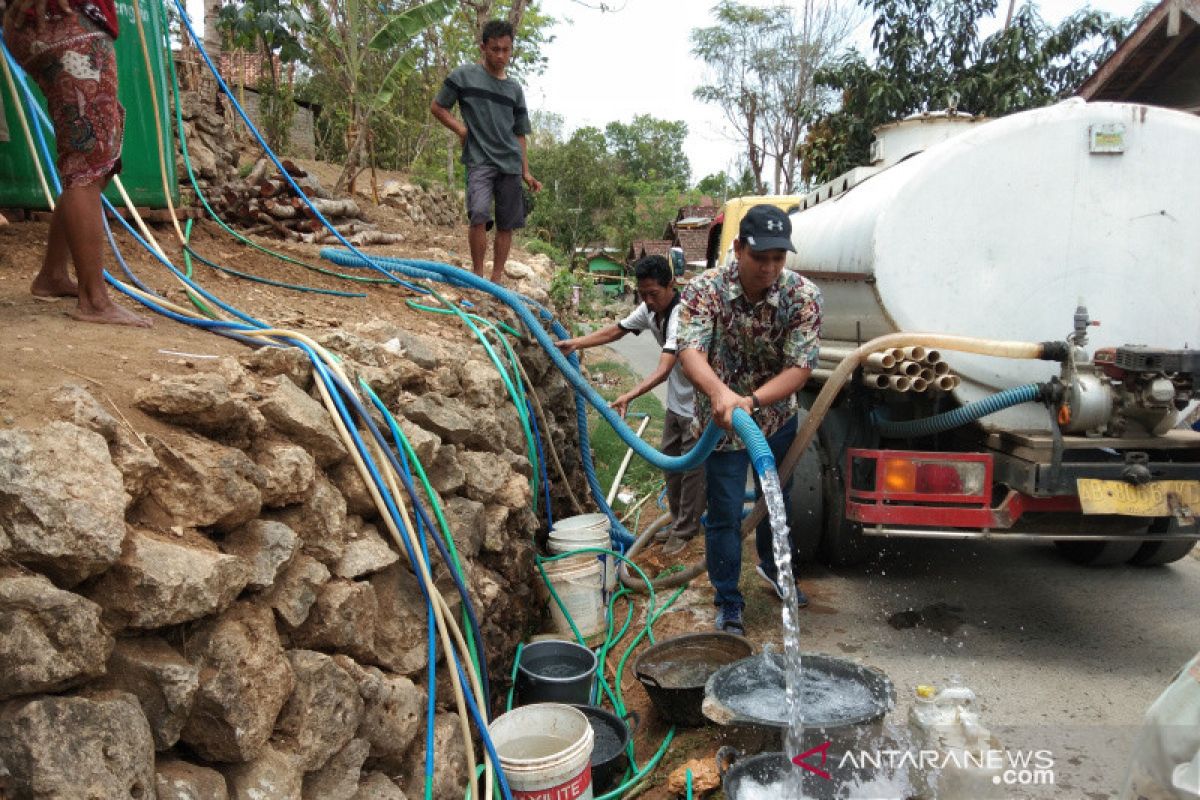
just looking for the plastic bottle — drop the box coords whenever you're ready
[907,681,1003,798]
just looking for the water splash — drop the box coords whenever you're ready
[760,468,807,797]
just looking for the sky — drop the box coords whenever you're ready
[523,0,1146,184]
[177,0,1145,183]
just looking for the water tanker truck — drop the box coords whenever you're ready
[731,100,1200,567]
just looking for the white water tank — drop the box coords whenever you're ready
[788,100,1200,431]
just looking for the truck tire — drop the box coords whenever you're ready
[1053,539,1143,566]
[815,405,877,567]
[1128,518,1198,566]
[787,408,824,564]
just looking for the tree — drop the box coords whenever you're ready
[526,125,619,257]
[802,0,1133,184]
[302,0,459,192]
[217,0,307,150]
[691,0,858,194]
[604,115,691,190]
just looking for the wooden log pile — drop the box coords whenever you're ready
[211,158,404,246]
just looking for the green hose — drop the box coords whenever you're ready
[362,381,485,697]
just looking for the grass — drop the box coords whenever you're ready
[584,356,668,527]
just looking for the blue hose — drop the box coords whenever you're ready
[873,384,1042,438]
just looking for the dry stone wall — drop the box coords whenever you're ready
[0,320,585,799]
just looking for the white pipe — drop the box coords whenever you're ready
[933,360,951,376]
[924,349,943,365]
[607,415,651,507]
[910,377,929,393]
[862,371,891,389]
[887,375,912,392]
[919,367,935,382]
[901,346,927,362]
[896,360,921,377]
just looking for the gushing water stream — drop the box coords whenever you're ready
[760,468,807,797]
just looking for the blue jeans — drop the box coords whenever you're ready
[704,415,799,611]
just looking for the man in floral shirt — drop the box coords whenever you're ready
[677,204,822,635]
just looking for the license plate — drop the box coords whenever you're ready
[1077,479,1200,516]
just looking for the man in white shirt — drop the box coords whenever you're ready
[556,256,705,550]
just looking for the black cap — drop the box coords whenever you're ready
[738,204,796,253]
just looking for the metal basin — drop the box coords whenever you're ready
[632,632,754,726]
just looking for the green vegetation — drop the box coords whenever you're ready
[583,358,667,523]
[803,0,1135,183]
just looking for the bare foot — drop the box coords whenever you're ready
[31,277,79,298]
[70,303,153,328]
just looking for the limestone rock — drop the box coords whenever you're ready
[397,413,441,465]
[427,444,465,496]
[180,602,295,763]
[274,475,351,566]
[0,422,126,584]
[458,450,515,505]
[254,441,318,508]
[0,691,155,799]
[0,570,112,700]
[302,737,369,800]
[266,553,331,628]
[50,383,120,441]
[481,505,511,554]
[111,428,161,506]
[87,529,251,628]
[361,565,426,676]
[354,772,408,799]
[329,459,377,517]
[290,580,377,655]
[156,756,229,800]
[224,744,303,800]
[402,394,473,447]
[273,650,363,772]
[384,330,439,369]
[496,473,533,510]
[145,434,264,531]
[458,360,505,407]
[93,637,200,750]
[241,347,313,390]
[334,522,398,579]
[442,496,485,560]
[223,520,298,590]
[333,656,423,770]
[135,372,257,445]
[260,378,348,466]
[402,713,465,800]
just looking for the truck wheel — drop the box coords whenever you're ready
[815,406,876,567]
[1128,518,1198,566]
[1053,539,1143,566]
[787,408,824,565]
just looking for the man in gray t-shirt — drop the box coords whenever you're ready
[555,256,706,551]
[431,19,542,284]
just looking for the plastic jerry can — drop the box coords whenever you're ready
[907,682,1004,799]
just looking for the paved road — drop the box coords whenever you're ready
[650,513,1200,798]
[604,328,669,407]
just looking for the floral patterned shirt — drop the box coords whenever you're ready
[677,261,822,450]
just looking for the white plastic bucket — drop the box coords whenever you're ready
[551,513,610,534]
[547,532,617,595]
[490,703,595,800]
[541,555,606,638]
[550,514,616,594]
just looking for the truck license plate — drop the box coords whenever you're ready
[1077,479,1200,516]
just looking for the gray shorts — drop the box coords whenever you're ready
[466,164,526,231]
